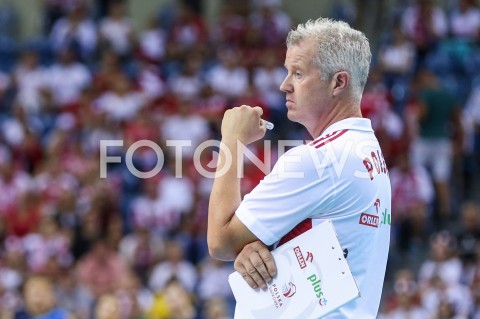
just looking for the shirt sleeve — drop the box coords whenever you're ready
[235,145,336,246]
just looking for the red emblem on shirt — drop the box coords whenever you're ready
[359,213,379,228]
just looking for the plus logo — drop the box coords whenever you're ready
[319,298,328,306]
[381,209,391,225]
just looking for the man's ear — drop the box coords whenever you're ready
[332,71,349,96]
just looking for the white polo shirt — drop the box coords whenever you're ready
[235,118,391,319]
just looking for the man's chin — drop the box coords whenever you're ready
[286,111,299,123]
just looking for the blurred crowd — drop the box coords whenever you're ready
[0,0,478,318]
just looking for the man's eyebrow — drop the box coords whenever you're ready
[284,63,302,69]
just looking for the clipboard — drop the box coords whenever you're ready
[228,220,360,319]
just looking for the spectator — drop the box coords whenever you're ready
[115,271,154,318]
[14,276,70,319]
[253,49,287,116]
[378,26,416,109]
[34,155,78,209]
[419,231,463,289]
[207,49,249,99]
[1,108,34,151]
[123,106,160,149]
[130,172,194,236]
[202,298,232,319]
[379,269,430,319]
[462,82,480,190]
[94,294,121,319]
[160,98,210,159]
[421,274,473,318]
[138,16,167,64]
[248,0,291,46]
[401,0,448,69]
[411,69,461,220]
[136,61,166,101]
[471,273,480,319]
[98,1,135,58]
[192,85,228,123]
[54,268,92,319]
[149,240,198,294]
[167,2,208,60]
[12,50,47,115]
[5,190,42,238]
[147,278,196,319]
[81,105,123,156]
[0,152,32,217]
[41,0,81,34]
[455,201,480,284]
[253,50,285,103]
[76,238,130,298]
[210,2,247,48]
[119,226,165,283]
[71,210,102,259]
[95,72,146,123]
[0,254,22,316]
[361,68,404,163]
[168,52,204,100]
[22,216,72,273]
[390,150,434,253]
[239,23,269,71]
[197,257,234,302]
[53,189,79,230]
[92,49,123,95]
[49,2,97,61]
[44,47,92,109]
[449,0,480,42]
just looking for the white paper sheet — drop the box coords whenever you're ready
[229,220,360,319]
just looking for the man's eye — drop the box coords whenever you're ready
[295,72,302,78]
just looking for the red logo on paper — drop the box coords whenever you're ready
[293,246,306,269]
[359,213,379,228]
[282,282,296,298]
[306,251,314,263]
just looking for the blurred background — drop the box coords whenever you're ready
[0,0,479,318]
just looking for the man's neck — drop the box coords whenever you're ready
[309,106,362,139]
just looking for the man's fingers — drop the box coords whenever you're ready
[241,273,259,289]
[258,249,277,278]
[236,262,266,289]
[250,253,272,284]
[253,106,263,116]
[234,240,274,290]
[237,265,260,289]
[246,264,268,289]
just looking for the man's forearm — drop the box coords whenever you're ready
[208,138,242,260]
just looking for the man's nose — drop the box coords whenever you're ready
[279,76,292,93]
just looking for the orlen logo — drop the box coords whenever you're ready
[282,282,296,298]
[293,246,306,269]
[359,213,379,228]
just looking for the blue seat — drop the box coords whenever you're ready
[0,36,18,72]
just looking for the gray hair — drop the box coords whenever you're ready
[286,18,371,99]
